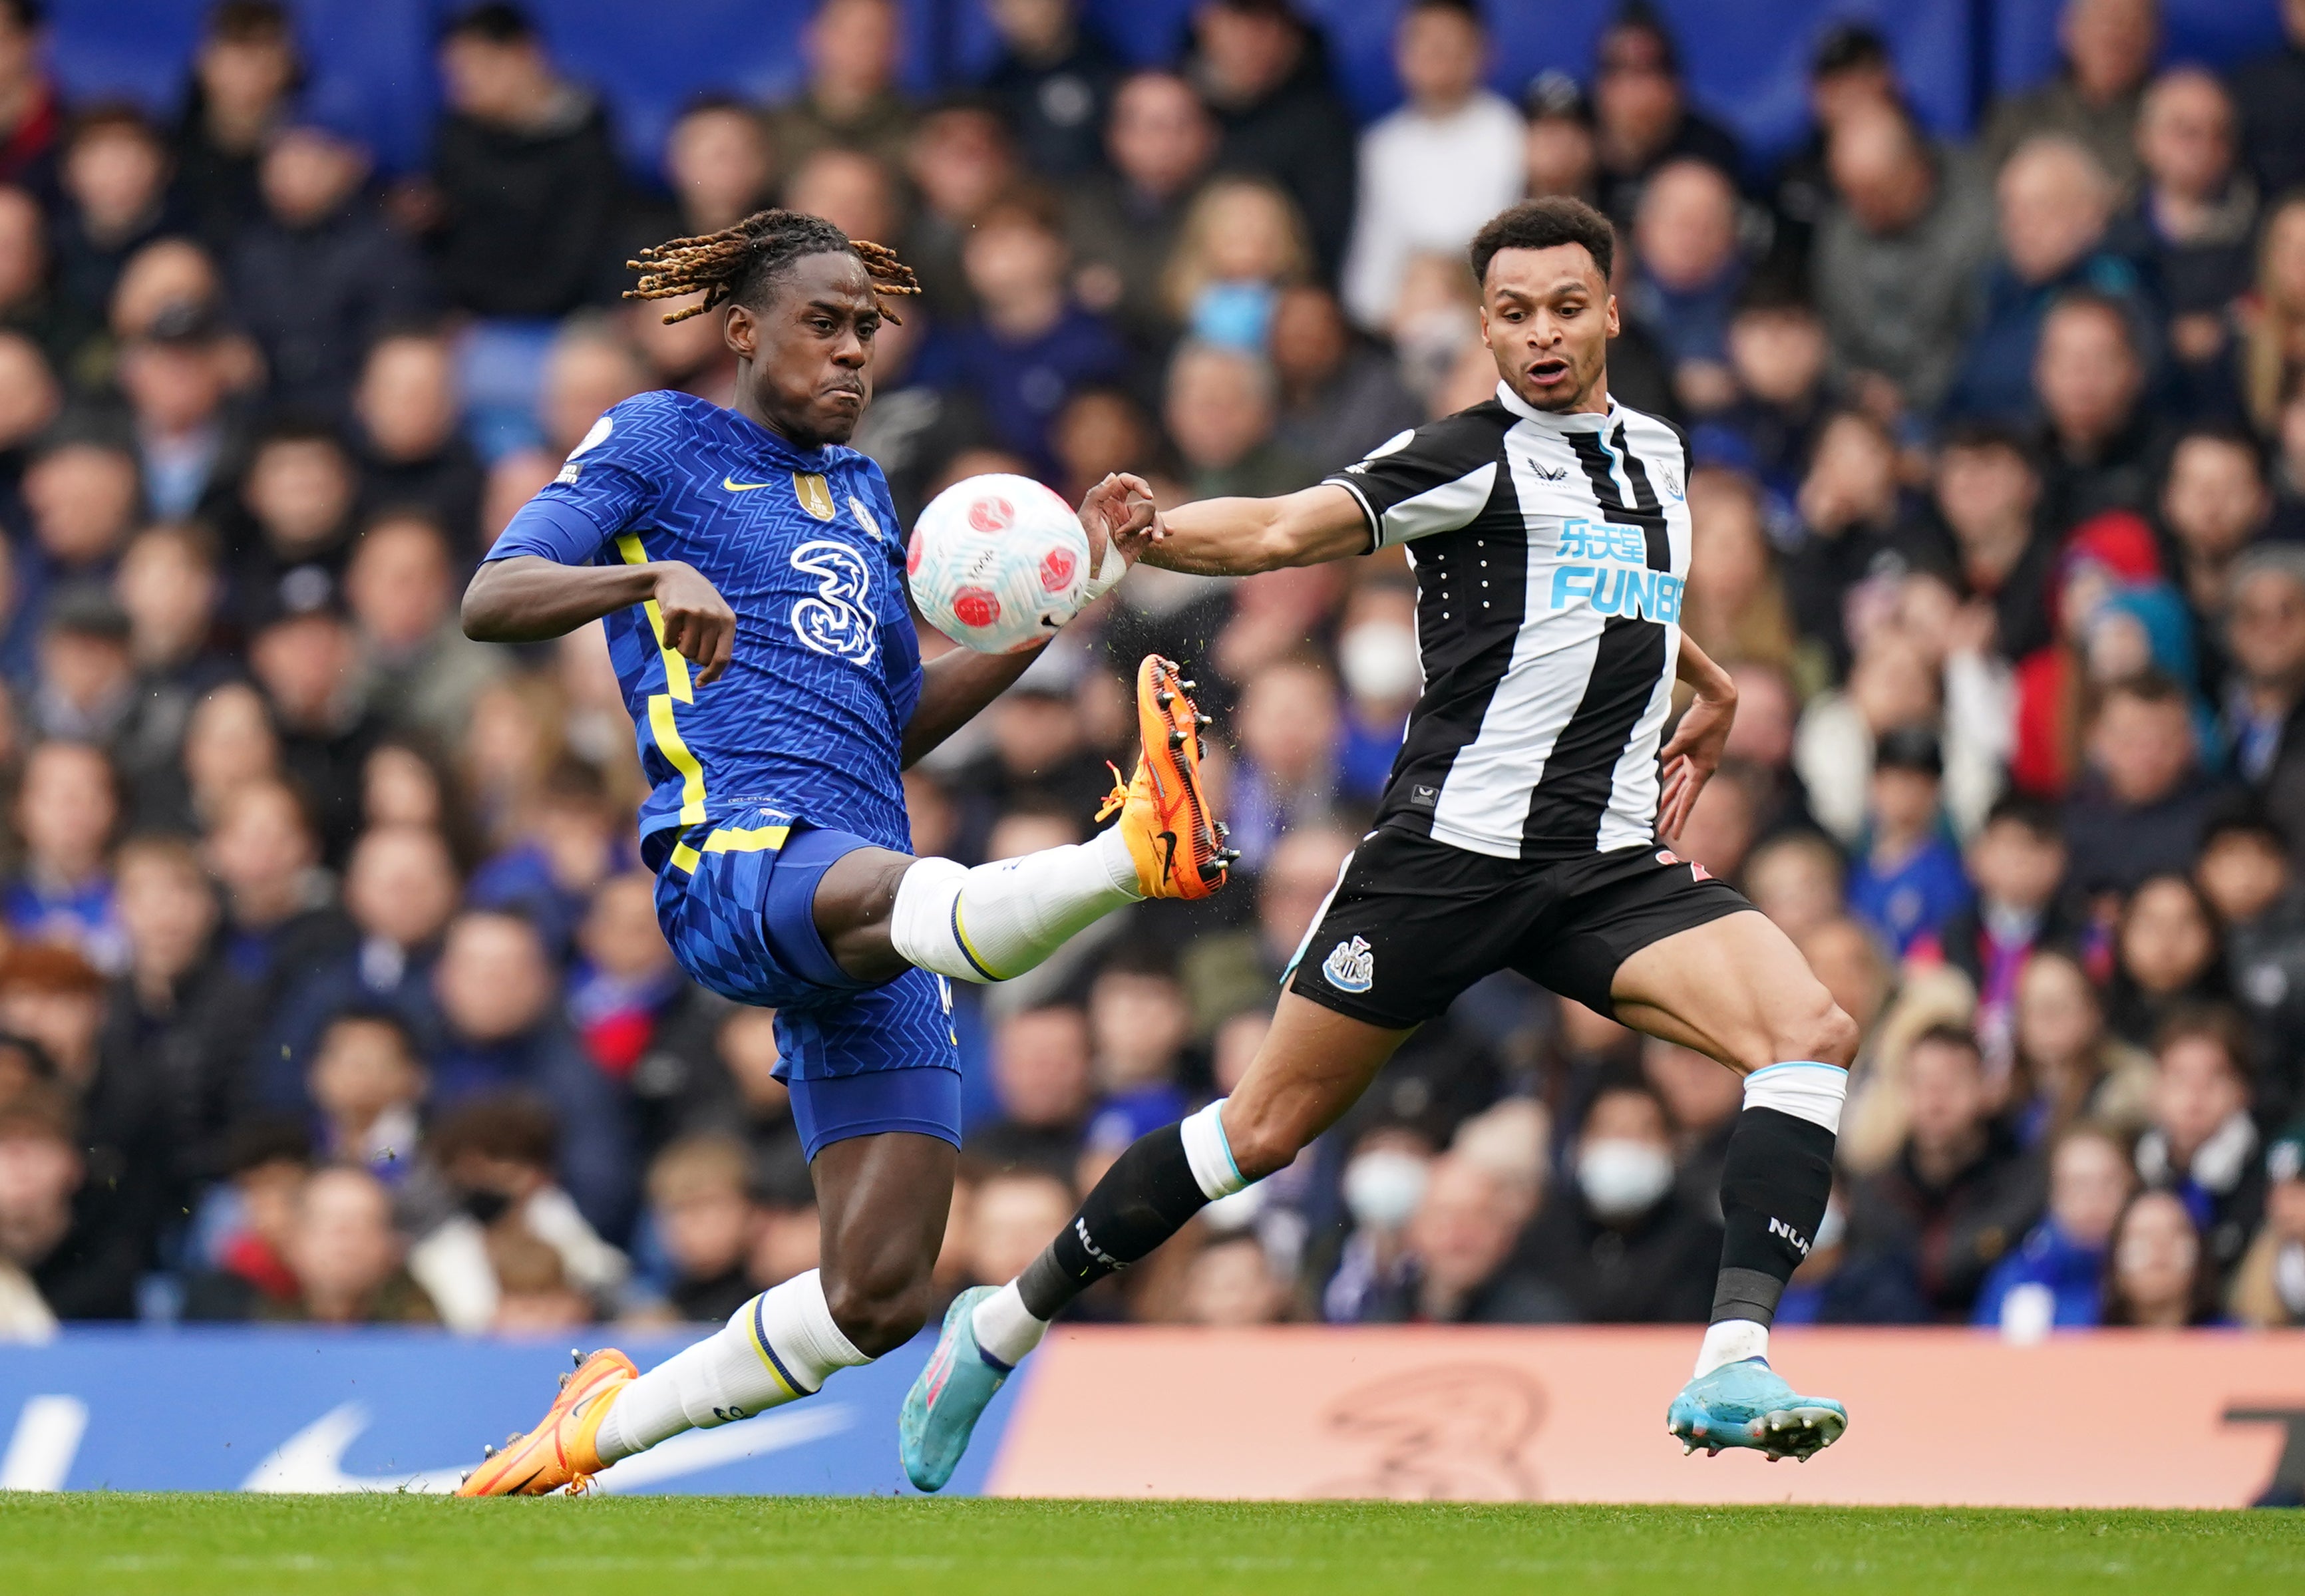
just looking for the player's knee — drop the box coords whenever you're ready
[1220,1100,1309,1183]
[819,849,920,985]
[821,1261,933,1358]
[1774,987,1859,1070]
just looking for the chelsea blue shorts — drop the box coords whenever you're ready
[652,808,962,1160]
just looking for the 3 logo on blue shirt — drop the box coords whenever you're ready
[791,540,878,665]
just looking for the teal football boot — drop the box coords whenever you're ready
[900,1286,1011,1492]
[1666,1357,1847,1462]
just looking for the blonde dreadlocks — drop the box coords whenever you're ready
[624,208,923,326]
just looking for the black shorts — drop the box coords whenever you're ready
[1286,826,1754,1029]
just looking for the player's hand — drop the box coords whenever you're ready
[651,561,736,687]
[1656,686,1735,841]
[1075,472,1160,610]
[1077,471,1158,569]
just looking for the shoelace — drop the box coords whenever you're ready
[1094,759,1129,822]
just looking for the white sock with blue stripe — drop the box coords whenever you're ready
[1178,1098,1250,1200]
[1738,1060,1848,1136]
[889,830,1141,985]
[596,1269,868,1463]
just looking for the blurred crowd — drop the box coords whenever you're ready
[0,0,2302,1345]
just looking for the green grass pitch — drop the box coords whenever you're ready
[3,1496,2302,1595]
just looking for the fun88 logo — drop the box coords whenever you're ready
[790,539,878,665]
[1548,518,1685,623]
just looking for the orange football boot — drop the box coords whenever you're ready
[1097,654,1236,899]
[456,1347,635,1498]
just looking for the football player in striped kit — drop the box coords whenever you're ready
[902,196,1857,1487]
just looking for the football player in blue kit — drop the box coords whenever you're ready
[454,210,1231,1497]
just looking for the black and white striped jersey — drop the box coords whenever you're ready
[1324,381,1693,862]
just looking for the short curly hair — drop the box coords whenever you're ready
[1469,197,1616,288]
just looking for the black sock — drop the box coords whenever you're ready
[1017,1122,1210,1320]
[1711,1106,1837,1328]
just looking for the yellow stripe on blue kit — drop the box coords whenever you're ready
[649,696,707,823]
[618,532,711,839]
[704,824,791,854]
[616,533,693,703]
[667,822,791,876]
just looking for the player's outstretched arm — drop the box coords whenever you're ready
[462,555,737,685]
[1658,633,1737,840]
[1127,483,1372,577]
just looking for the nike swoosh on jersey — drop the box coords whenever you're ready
[723,476,771,491]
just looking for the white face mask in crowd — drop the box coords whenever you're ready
[1342,1147,1431,1232]
[1338,621,1421,705]
[1576,1138,1676,1222]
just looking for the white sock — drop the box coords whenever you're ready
[1740,1060,1849,1134]
[1179,1099,1250,1198]
[888,829,1141,984]
[970,1281,1049,1368]
[595,1269,869,1464]
[1693,1318,1770,1378]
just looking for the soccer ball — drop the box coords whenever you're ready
[906,472,1090,654]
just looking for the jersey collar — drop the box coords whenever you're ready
[1493,378,1618,432]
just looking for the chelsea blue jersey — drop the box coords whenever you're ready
[485,389,924,868]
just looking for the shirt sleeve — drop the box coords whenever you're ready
[484,396,669,562]
[483,494,615,565]
[1322,410,1506,551]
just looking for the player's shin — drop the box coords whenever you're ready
[1694,1063,1845,1377]
[593,1267,870,1464]
[887,832,1141,985]
[972,1100,1246,1362]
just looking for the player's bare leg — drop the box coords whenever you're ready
[900,994,1410,1490]
[1214,997,1415,1173]
[808,1134,959,1349]
[1609,909,1857,1462]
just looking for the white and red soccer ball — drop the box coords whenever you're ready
[906,472,1089,654]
